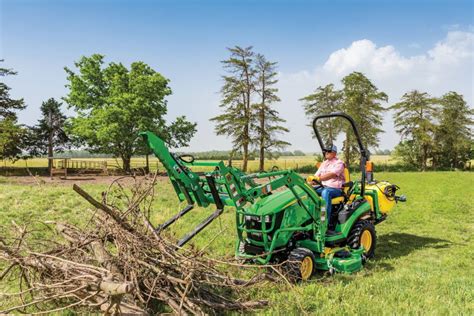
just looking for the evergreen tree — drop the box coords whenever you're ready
[254,54,289,171]
[0,60,26,160]
[300,83,343,145]
[28,98,70,171]
[210,46,256,171]
[341,72,387,166]
[433,92,473,169]
[390,90,437,170]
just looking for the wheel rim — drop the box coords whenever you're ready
[300,256,313,280]
[360,230,372,252]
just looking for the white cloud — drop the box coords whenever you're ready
[275,30,474,152]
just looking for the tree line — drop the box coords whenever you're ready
[1,49,472,173]
[299,74,473,170]
[0,57,197,172]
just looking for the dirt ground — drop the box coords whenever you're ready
[2,175,169,186]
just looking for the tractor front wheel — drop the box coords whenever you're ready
[284,248,315,282]
[348,220,377,259]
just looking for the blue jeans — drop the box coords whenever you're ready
[314,187,343,225]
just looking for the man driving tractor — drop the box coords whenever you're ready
[311,145,345,231]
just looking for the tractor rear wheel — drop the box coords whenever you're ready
[348,219,376,259]
[284,248,315,282]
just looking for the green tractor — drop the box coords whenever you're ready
[140,112,405,281]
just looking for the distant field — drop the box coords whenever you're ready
[0,172,473,314]
[0,155,395,172]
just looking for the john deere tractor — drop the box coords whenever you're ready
[140,112,405,281]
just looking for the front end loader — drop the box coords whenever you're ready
[140,112,405,281]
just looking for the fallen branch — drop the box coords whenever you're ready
[1,174,267,314]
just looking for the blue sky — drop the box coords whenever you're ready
[1,0,473,152]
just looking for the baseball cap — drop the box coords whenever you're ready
[326,145,337,153]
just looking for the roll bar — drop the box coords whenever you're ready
[312,112,369,197]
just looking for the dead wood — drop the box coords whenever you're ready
[0,174,267,315]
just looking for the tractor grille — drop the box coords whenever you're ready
[244,212,284,243]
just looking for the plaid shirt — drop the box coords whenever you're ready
[315,157,345,189]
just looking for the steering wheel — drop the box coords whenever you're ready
[308,176,324,191]
[178,154,195,164]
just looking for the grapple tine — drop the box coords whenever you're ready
[155,204,194,233]
[177,208,224,247]
[176,175,225,247]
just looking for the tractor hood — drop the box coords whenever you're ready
[244,187,309,216]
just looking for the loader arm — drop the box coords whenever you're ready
[140,131,212,207]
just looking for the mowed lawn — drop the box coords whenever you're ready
[0,172,473,314]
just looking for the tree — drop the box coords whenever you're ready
[254,54,289,171]
[433,92,473,169]
[390,90,437,170]
[0,60,26,160]
[341,72,387,166]
[27,98,70,171]
[64,54,196,172]
[210,46,256,171]
[0,118,26,160]
[300,83,343,145]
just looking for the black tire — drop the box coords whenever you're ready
[347,219,377,259]
[283,248,315,282]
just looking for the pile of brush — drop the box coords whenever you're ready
[0,175,267,315]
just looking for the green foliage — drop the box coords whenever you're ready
[341,72,387,166]
[254,53,289,171]
[26,98,70,162]
[391,91,472,170]
[0,60,27,160]
[64,54,196,172]
[373,149,391,155]
[211,47,289,171]
[300,83,344,143]
[0,60,25,119]
[211,46,255,171]
[432,92,473,169]
[301,73,387,166]
[390,90,437,170]
[0,118,26,160]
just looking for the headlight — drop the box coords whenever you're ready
[245,215,260,221]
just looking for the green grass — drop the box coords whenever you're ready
[1,172,473,314]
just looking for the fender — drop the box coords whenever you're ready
[325,199,372,242]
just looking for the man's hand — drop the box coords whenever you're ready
[307,175,321,184]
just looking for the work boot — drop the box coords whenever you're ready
[326,229,337,236]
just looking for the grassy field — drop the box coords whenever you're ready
[1,172,473,314]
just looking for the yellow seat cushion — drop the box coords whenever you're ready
[331,196,345,204]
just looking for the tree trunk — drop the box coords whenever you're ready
[47,110,53,173]
[242,137,248,172]
[344,130,351,167]
[259,107,265,172]
[47,134,53,172]
[422,145,427,171]
[122,156,131,173]
[145,153,150,174]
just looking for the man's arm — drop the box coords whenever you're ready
[319,161,344,181]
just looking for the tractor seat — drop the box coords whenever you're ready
[331,181,354,204]
[331,167,352,205]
